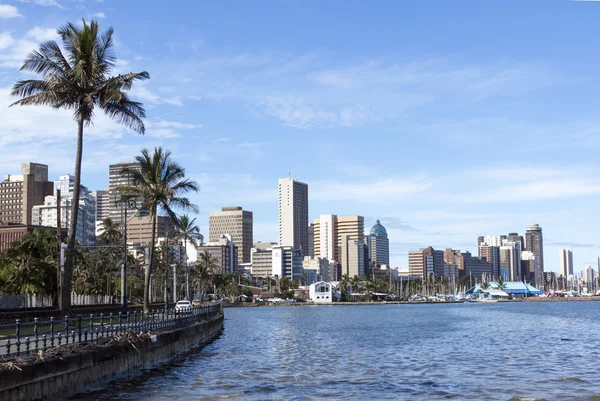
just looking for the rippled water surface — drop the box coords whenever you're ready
[77,302,600,400]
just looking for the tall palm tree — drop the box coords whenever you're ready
[193,250,219,301]
[10,20,149,311]
[119,147,199,312]
[173,214,203,300]
[98,217,122,245]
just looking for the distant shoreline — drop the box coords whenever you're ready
[223,297,600,307]
[223,300,465,308]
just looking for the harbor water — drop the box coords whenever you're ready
[76,302,600,400]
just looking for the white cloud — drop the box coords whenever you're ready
[144,119,202,138]
[0,33,15,50]
[443,167,600,203]
[256,96,379,129]
[311,177,432,204]
[0,4,21,18]
[18,0,63,8]
[92,12,106,18]
[0,27,60,68]
[129,84,183,107]
[26,26,58,41]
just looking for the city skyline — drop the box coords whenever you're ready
[1,1,600,270]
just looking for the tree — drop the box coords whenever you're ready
[173,214,203,300]
[98,217,122,245]
[1,229,57,295]
[119,148,199,312]
[193,250,219,301]
[496,276,506,290]
[10,20,149,311]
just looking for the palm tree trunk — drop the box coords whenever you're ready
[144,207,157,313]
[184,240,189,300]
[62,116,84,313]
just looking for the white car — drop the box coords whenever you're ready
[175,300,192,313]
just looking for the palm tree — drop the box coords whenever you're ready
[98,217,122,245]
[496,276,506,290]
[193,250,219,301]
[173,214,203,300]
[119,147,199,312]
[3,229,57,295]
[10,20,149,311]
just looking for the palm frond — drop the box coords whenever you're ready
[99,96,146,134]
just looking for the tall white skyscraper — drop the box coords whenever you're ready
[278,177,308,253]
[559,248,573,277]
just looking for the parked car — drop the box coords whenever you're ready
[191,299,202,307]
[175,300,192,314]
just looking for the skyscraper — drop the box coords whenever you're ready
[525,224,544,288]
[278,177,308,253]
[209,206,253,264]
[340,234,365,278]
[365,219,390,267]
[91,189,110,221]
[500,241,521,281]
[559,248,573,277]
[31,174,96,245]
[0,162,53,225]
[108,162,140,221]
[313,215,364,263]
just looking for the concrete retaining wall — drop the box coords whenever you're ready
[0,313,224,401]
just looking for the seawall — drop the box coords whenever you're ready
[0,312,224,401]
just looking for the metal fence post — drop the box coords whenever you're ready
[78,316,82,343]
[15,319,21,355]
[33,318,39,351]
[64,316,69,344]
[89,314,94,341]
[50,317,55,347]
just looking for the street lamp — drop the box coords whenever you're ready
[120,198,137,314]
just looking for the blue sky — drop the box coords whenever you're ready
[1,0,600,272]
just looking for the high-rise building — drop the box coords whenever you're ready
[307,223,315,258]
[32,195,96,245]
[525,224,544,288]
[108,162,140,221]
[500,241,521,281]
[313,215,364,264]
[278,177,308,253]
[521,251,538,285]
[250,247,273,279]
[407,246,443,278]
[46,175,96,244]
[559,249,574,278]
[365,219,390,267]
[209,206,253,264]
[423,246,445,278]
[408,250,425,277]
[272,246,304,281]
[459,251,494,282]
[91,189,110,221]
[478,244,500,278]
[340,235,365,278]
[582,265,595,292]
[302,257,330,282]
[507,232,525,251]
[196,234,238,274]
[0,162,53,225]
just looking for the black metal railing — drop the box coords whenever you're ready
[0,303,221,359]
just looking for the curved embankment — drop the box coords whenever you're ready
[0,311,224,401]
